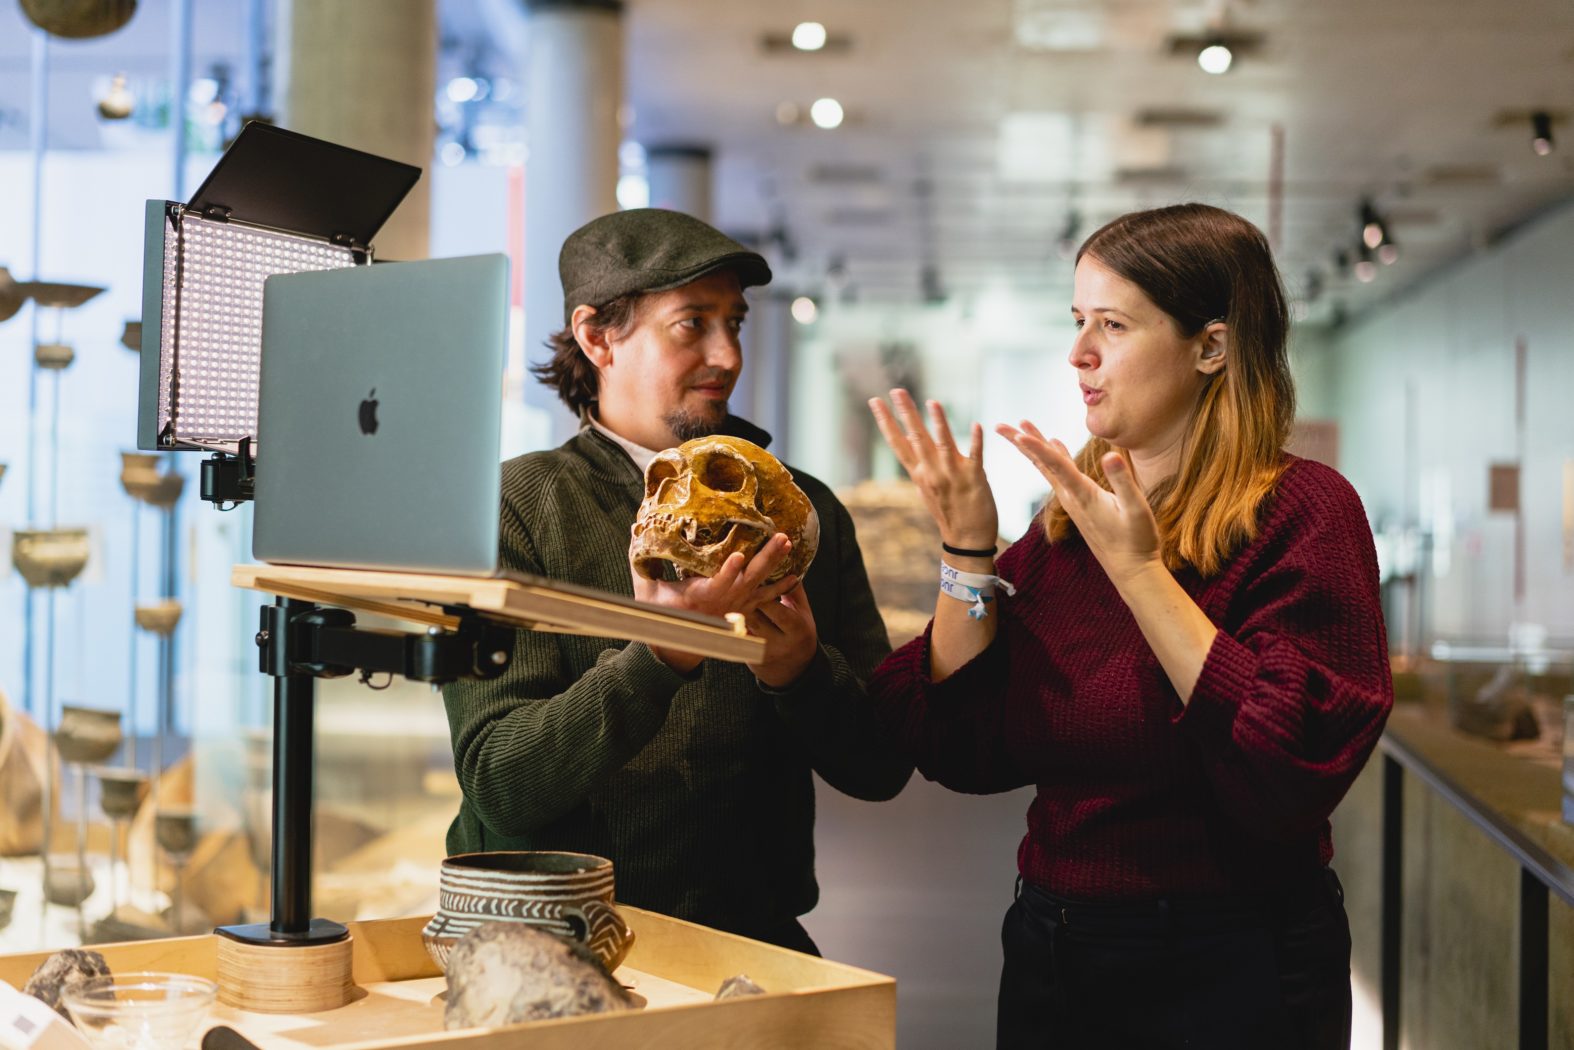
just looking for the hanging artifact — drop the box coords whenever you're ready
[12,528,91,588]
[19,0,137,39]
[96,73,134,120]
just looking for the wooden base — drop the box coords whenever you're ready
[216,934,356,1014]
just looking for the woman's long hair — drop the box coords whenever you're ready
[1043,203,1296,576]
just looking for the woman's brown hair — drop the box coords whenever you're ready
[530,295,643,414]
[1044,203,1296,576]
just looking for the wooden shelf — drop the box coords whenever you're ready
[232,564,765,664]
[0,909,895,1049]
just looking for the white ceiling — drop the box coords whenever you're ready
[623,0,1574,321]
[2,0,1572,324]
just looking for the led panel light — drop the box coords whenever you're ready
[135,122,421,456]
[150,209,355,451]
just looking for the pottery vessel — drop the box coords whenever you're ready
[155,809,199,856]
[119,451,162,501]
[43,854,95,907]
[55,705,122,765]
[147,472,185,509]
[96,767,148,819]
[20,1,138,39]
[12,528,90,588]
[422,851,633,975]
[120,320,142,351]
[134,600,183,636]
[34,342,74,370]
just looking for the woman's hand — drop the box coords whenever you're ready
[996,421,1161,589]
[868,389,998,549]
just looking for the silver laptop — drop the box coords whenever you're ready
[252,254,509,574]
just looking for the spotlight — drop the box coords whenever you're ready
[1531,111,1554,156]
[1354,245,1377,283]
[136,122,419,503]
[790,296,819,325]
[1197,41,1233,75]
[1360,200,1386,250]
[792,22,827,51]
[810,98,844,129]
[1378,240,1399,266]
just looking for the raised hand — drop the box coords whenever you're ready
[868,389,998,550]
[996,421,1161,588]
[633,533,799,673]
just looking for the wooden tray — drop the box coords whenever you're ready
[232,564,765,664]
[0,908,894,1049]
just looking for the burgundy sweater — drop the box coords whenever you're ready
[869,456,1393,901]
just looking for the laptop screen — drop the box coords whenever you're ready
[251,254,510,575]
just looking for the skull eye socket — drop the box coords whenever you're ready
[646,457,681,499]
[699,453,748,493]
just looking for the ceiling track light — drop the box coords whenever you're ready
[1354,243,1378,284]
[1359,199,1387,250]
[1531,111,1554,156]
[1197,39,1233,75]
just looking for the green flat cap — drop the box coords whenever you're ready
[559,208,772,324]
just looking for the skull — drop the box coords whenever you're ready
[630,436,819,582]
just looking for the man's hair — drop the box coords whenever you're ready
[1045,202,1295,577]
[530,294,643,414]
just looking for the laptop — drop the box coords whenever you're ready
[252,254,510,574]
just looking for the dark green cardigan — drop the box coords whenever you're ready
[441,420,912,940]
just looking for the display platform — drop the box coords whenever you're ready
[232,564,766,664]
[0,907,896,1048]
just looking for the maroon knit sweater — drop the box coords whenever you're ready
[869,456,1393,901]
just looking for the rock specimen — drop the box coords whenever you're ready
[715,973,767,999]
[443,922,632,1031]
[22,948,110,1019]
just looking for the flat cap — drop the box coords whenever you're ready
[559,208,772,325]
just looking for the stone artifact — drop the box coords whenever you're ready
[22,948,110,1019]
[631,435,818,583]
[715,973,767,999]
[443,922,632,1031]
[423,851,634,974]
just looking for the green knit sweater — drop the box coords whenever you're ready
[441,420,912,940]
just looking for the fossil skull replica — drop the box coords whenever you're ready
[631,436,818,583]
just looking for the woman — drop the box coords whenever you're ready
[867,203,1391,1049]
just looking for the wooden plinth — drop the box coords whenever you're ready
[216,935,355,1014]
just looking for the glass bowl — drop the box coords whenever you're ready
[60,972,217,1050]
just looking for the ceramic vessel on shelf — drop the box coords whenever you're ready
[146,472,185,509]
[133,600,183,637]
[154,809,198,857]
[33,342,74,370]
[43,853,95,907]
[55,705,122,765]
[121,320,141,351]
[119,451,162,502]
[96,767,147,820]
[12,528,90,588]
[422,851,634,974]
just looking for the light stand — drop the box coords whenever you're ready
[208,596,513,1012]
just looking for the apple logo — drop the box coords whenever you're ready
[358,389,379,435]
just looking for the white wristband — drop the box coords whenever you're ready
[940,561,1017,620]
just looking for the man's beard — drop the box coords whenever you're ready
[664,401,728,442]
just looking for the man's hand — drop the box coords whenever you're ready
[745,581,819,689]
[632,533,797,673]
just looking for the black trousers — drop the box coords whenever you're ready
[997,869,1352,1050]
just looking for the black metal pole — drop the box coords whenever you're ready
[1519,868,1548,1050]
[270,638,315,936]
[1381,754,1403,1050]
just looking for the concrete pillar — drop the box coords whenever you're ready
[522,0,623,442]
[280,0,437,261]
[744,293,793,449]
[646,144,712,223]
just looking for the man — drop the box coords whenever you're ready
[441,208,912,953]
